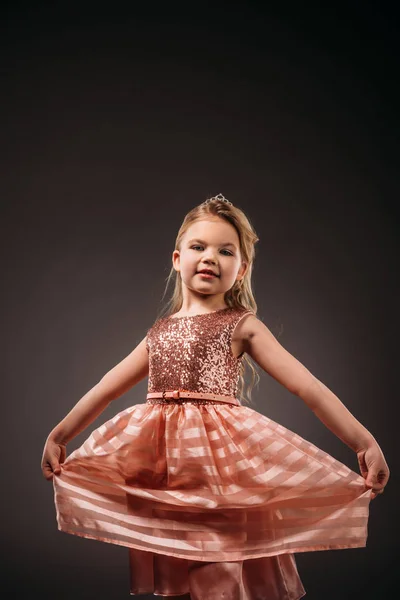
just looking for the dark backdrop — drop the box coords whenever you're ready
[2,2,398,599]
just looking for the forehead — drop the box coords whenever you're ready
[183,218,239,245]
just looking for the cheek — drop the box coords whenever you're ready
[180,258,196,273]
[224,260,239,275]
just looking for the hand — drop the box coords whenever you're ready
[41,437,67,481]
[356,442,390,500]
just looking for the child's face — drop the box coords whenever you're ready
[172,217,247,297]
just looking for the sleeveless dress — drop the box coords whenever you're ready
[52,306,371,599]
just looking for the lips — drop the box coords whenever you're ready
[197,269,219,277]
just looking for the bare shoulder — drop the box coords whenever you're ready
[233,312,262,342]
[233,313,286,356]
[231,312,261,358]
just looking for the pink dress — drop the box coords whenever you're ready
[53,306,371,599]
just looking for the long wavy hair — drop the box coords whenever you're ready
[157,194,260,406]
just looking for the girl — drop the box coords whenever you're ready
[41,194,389,600]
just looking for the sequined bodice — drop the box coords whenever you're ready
[146,307,253,398]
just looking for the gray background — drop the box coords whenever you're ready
[2,2,398,598]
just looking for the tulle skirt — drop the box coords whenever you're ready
[53,400,371,599]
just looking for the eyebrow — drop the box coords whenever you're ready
[187,238,237,248]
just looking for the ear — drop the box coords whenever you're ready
[236,261,248,282]
[172,250,180,272]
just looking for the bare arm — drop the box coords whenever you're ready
[48,335,149,445]
[238,316,375,452]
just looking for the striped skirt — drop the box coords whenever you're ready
[52,398,371,599]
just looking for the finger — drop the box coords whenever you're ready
[42,464,55,481]
[51,461,61,475]
[378,472,390,487]
[357,455,369,479]
[370,487,385,499]
[42,459,61,479]
[365,470,379,488]
[357,452,367,469]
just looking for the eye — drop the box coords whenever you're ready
[190,245,233,256]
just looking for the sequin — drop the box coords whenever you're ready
[145,307,254,403]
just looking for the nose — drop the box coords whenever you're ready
[202,253,217,265]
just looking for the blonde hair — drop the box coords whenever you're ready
[157,194,260,406]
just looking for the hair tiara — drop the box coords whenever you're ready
[204,193,233,206]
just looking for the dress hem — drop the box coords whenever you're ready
[57,522,367,562]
